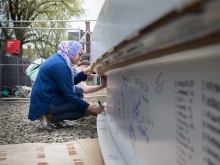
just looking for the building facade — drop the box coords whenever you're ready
[68,21,92,61]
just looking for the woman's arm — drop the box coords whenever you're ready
[77,76,107,94]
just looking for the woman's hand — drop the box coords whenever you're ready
[87,105,105,114]
[83,66,92,75]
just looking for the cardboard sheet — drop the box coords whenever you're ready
[0,138,104,165]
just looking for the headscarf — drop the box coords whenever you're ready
[57,41,83,93]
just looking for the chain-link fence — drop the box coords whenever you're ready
[0,26,80,59]
[0,20,93,100]
[0,55,31,98]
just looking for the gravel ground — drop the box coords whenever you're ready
[0,102,98,145]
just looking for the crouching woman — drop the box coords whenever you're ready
[28,40,104,131]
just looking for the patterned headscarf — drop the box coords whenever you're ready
[57,41,83,93]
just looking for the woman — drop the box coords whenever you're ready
[28,41,104,131]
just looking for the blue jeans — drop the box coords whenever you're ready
[47,85,86,123]
[74,85,84,99]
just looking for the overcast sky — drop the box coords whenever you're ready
[71,0,105,31]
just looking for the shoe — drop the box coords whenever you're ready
[39,115,54,131]
[55,120,73,127]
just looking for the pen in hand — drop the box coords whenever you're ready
[98,100,105,113]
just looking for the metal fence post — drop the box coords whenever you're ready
[0,28,2,93]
